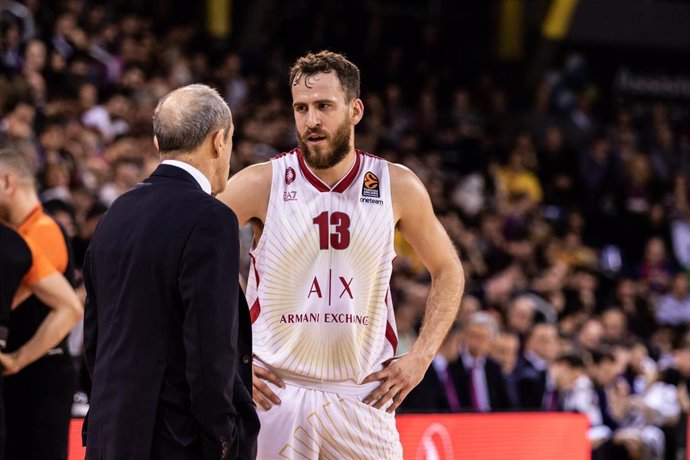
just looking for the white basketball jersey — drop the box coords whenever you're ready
[246,148,398,384]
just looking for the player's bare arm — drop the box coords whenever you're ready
[217,161,286,409]
[217,161,272,227]
[363,163,465,412]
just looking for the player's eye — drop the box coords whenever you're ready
[318,103,330,110]
[294,105,306,113]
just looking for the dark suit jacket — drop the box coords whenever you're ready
[450,355,512,411]
[513,355,547,410]
[399,364,454,413]
[83,164,258,460]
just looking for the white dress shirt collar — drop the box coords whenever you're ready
[161,159,212,195]
[461,349,486,369]
[432,355,449,374]
[524,350,547,372]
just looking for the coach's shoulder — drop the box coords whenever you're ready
[203,195,239,225]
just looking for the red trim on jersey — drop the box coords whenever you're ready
[384,288,397,352]
[249,253,261,324]
[296,149,362,194]
[271,148,298,160]
[249,253,260,285]
[359,150,384,160]
[249,299,261,325]
[332,151,362,193]
[296,150,330,192]
[385,321,398,353]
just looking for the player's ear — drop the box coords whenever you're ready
[153,135,159,153]
[351,98,364,126]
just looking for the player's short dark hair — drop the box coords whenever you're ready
[555,353,586,369]
[289,50,360,102]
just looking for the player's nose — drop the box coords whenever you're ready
[306,108,321,128]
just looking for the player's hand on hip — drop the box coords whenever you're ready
[362,353,427,413]
[253,363,285,410]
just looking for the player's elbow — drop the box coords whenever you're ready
[431,256,465,290]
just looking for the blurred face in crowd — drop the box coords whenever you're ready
[589,356,619,386]
[578,319,603,351]
[674,347,690,377]
[491,332,519,374]
[551,362,581,391]
[292,72,362,170]
[527,323,559,363]
[465,322,493,359]
[23,39,47,73]
[629,343,649,373]
[113,161,142,189]
[438,329,462,362]
[671,273,689,298]
[601,309,627,342]
[508,297,535,335]
[645,237,666,265]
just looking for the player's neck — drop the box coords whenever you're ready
[311,149,357,187]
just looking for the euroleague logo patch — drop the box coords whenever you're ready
[362,171,380,198]
[285,166,296,185]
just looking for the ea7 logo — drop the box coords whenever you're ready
[283,191,297,201]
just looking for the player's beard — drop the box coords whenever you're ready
[297,118,351,170]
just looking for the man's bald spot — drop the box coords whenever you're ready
[153,84,232,154]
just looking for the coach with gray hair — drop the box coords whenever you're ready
[83,84,258,459]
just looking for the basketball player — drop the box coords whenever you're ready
[218,51,464,459]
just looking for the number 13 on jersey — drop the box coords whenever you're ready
[313,211,351,250]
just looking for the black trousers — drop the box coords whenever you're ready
[3,353,75,460]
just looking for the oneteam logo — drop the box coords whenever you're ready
[285,166,296,185]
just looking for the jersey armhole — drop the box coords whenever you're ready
[385,161,398,260]
[249,160,275,256]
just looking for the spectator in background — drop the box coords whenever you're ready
[505,295,536,342]
[576,319,605,353]
[402,326,463,413]
[491,332,520,376]
[97,157,143,206]
[514,322,560,410]
[600,308,629,344]
[494,135,543,214]
[552,353,612,451]
[637,236,675,296]
[451,312,512,411]
[654,273,690,326]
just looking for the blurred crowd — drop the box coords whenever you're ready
[1,1,690,459]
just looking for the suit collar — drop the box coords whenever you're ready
[147,164,204,191]
[161,160,212,194]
